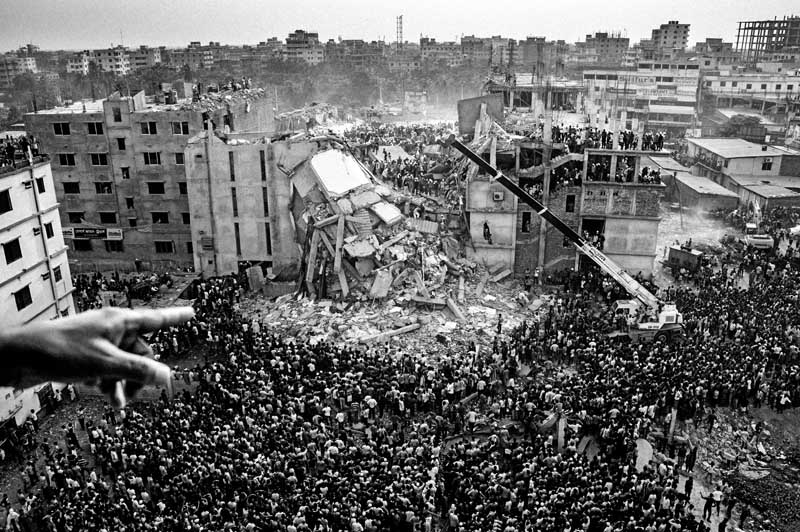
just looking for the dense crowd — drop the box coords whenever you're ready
[73,272,175,312]
[1,230,797,532]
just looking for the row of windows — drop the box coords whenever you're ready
[61,181,187,195]
[66,211,190,225]
[2,223,57,264]
[52,121,189,137]
[707,81,795,91]
[71,239,191,254]
[57,152,183,167]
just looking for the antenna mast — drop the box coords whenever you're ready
[396,15,403,51]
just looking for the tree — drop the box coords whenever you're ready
[719,114,761,137]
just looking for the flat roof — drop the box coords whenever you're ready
[676,173,739,197]
[687,137,784,158]
[716,108,780,125]
[309,149,371,198]
[642,156,690,172]
[743,184,800,198]
[32,99,106,115]
[727,174,800,190]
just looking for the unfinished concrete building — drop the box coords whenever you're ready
[25,86,274,271]
[184,132,313,277]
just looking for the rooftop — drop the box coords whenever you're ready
[32,99,105,115]
[675,173,739,197]
[686,137,784,158]
[743,184,800,198]
[727,174,800,190]
[647,104,695,115]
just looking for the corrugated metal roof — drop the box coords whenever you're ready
[676,174,738,197]
[648,104,695,115]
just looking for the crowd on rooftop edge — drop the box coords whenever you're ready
[534,125,667,154]
[0,135,41,171]
[1,124,799,532]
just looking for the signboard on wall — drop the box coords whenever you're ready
[62,227,123,240]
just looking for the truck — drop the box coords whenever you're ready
[663,245,704,274]
[445,134,684,343]
[742,223,774,250]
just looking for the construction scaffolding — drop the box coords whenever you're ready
[736,16,800,65]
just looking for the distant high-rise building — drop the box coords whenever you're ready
[650,20,690,55]
[736,16,800,65]
[284,30,325,64]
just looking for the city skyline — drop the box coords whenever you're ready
[0,0,798,52]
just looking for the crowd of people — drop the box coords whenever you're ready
[72,272,175,312]
[0,135,40,171]
[1,227,797,531]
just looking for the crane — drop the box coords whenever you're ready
[445,134,684,343]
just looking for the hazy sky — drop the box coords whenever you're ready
[0,0,798,51]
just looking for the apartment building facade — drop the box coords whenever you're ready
[0,159,75,424]
[24,88,274,271]
[285,30,325,64]
[0,54,38,89]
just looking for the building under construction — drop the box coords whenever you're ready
[736,16,800,65]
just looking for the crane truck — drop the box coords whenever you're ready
[445,134,684,343]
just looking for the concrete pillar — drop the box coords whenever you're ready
[557,416,566,453]
[609,154,618,180]
[514,145,520,174]
[633,156,641,183]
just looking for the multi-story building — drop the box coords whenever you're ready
[650,20,690,55]
[461,35,491,66]
[0,158,75,425]
[694,38,740,70]
[284,30,325,65]
[583,60,701,135]
[0,54,38,89]
[130,46,162,70]
[184,132,312,276]
[517,37,568,77]
[419,37,464,67]
[701,71,800,116]
[325,39,387,69]
[579,32,630,64]
[736,16,800,65]
[24,87,275,271]
[685,138,789,183]
[66,51,91,75]
[91,46,131,76]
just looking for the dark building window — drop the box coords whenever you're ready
[125,197,134,209]
[265,222,272,255]
[44,222,54,238]
[565,194,576,213]
[174,153,185,165]
[229,151,235,181]
[171,121,189,135]
[231,187,238,217]
[14,286,32,311]
[0,190,12,214]
[99,212,117,224]
[140,121,157,135]
[262,187,269,216]
[116,138,126,150]
[234,222,241,255]
[3,238,22,263]
[179,182,187,195]
[147,182,165,194]
[53,265,62,282]
[112,107,122,122]
[143,152,161,165]
[63,182,80,194]
[128,218,137,227]
[67,211,84,223]
[36,177,45,193]
[121,167,130,179]
[762,158,773,171]
[53,122,70,135]
[186,241,193,254]
[95,182,112,194]
[521,212,531,233]
[104,240,124,252]
[182,212,190,224]
[260,150,267,181]
[84,151,111,168]
[58,154,76,166]
[74,239,92,251]
[87,122,104,135]
[155,241,174,254]
[151,212,170,224]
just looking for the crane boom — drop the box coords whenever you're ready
[447,135,661,312]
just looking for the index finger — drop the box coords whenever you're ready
[128,306,196,333]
